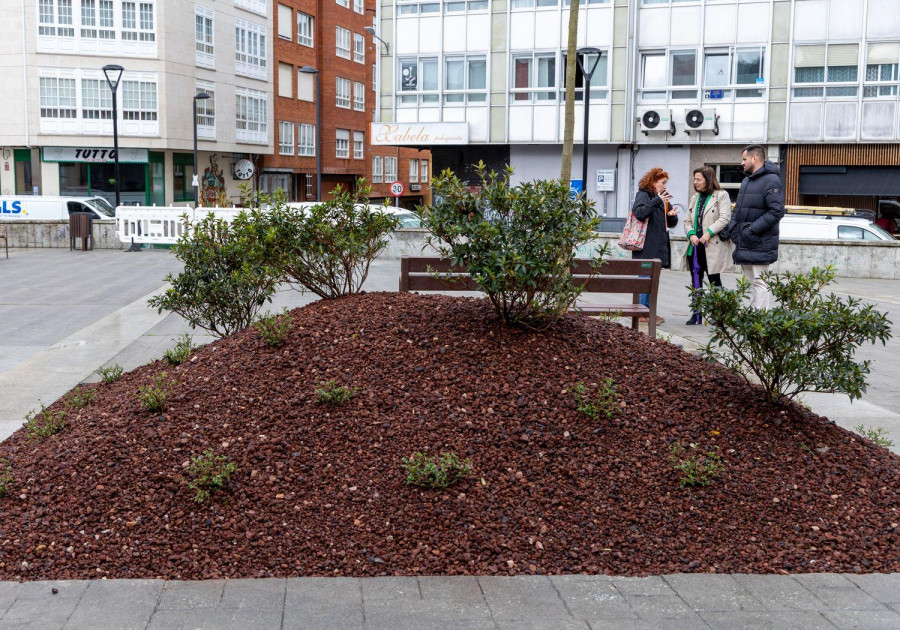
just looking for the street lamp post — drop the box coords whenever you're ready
[193,92,211,209]
[299,66,321,202]
[363,26,390,55]
[101,64,124,208]
[575,48,601,206]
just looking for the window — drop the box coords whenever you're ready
[385,157,398,181]
[298,123,315,156]
[305,174,314,199]
[420,159,428,182]
[336,129,350,158]
[336,77,351,108]
[709,165,744,203]
[864,43,900,97]
[236,88,267,143]
[277,4,292,39]
[279,62,293,97]
[81,78,112,119]
[298,69,315,101]
[235,19,267,78]
[336,0,349,7]
[121,2,155,41]
[838,225,883,241]
[336,26,351,59]
[354,33,365,64]
[235,0,267,15]
[353,0,363,12]
[511,53,555,102]
[560,50,609,101]
[702,47,765,100]
[639,49,698,101]
[39,0,74,37]
[372,156,384,183]
[445,56,487,104]
[398,57,439,104]
[40,76,77,118]
[279,121,295,154]
[793,44,859,98]
[353,131,364,159]
[512,0,560,8]
[297,12,313,47]
[80,0,96,38]
[353,81,365,110]
[122,78,157,120]
[195,6,214,67]
[97,0,114,38]
[195,83,215,137]
[409,158,419,182]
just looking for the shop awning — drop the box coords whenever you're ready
[798,166,900,196]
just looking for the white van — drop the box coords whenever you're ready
[284,202,422,228]
[779,214,895,242]
[0,196,116,221]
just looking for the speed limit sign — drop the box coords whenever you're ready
[389,181,404,197]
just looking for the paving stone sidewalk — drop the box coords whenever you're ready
[1,573,899,629]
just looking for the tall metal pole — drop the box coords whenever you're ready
[314,72,322,202]
[111,90,120,208]
[581,73,590,201]
[193,97,199,208]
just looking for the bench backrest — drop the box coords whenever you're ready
[399,256,661,296]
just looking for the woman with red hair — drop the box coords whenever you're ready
[630,167,679,324]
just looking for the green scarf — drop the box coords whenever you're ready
[686,193,710,256]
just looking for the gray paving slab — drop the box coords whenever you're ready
[794,574,859,590]
[663,574,765,612]
[62,579,162,630]
[843,574,900,604]
[282,604,365,630]
[12,580,89,600]
[550,575,638,619]
[218,577,286,610]
[587,615,710,630]
[284,576,361,607]
[359,575,422,601]
[698,610,837,629]
[822,609,900,629]
[607,575,678,597]
[479,575,569,622]
[147,605,283,630]
[156,579,225,610]
[363,596,496,628]
[732,575,829,611]
[802,586,889,612]
[0,595,80,630]
[496,618,591,630]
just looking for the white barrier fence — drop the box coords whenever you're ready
[115,206,247,246]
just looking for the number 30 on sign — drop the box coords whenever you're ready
[390,181,404,196]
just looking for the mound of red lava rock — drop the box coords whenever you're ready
[1,292,898,581]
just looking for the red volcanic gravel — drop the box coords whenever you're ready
[0,292,898,581]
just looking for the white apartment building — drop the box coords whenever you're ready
[374,0,900,219]
[0,0,274,206]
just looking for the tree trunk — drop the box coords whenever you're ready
[560,0,580,186]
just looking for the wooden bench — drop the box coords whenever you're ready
[398,256,662,338]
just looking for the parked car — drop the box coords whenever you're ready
[779,214,895,242]
[0,195,116,221]
[284,202,421,228]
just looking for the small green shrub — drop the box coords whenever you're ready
[252,309,293,346]
[137,372,177,413]
[24,404,67,442]
[314,380,356,406]
[693,266,892,405]
[64,385,96,409]
[854,425,894,448]
[95,364,124,383]
[669,442,724,487]
[185,450,237,503]
[573,379,620,419]
[403,452,473,489]
[419,162,607,330]
[0,458,13,498]
[164,334,194,366]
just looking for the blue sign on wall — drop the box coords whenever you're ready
[569,179,583,200]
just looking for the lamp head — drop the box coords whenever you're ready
[299,65,318,74]
[102,64,124,92]
[364,26,376,34]
[194,92,211,100]
[575,47,603,80]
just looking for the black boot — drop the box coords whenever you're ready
[685,313,702,325]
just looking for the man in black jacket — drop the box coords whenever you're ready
[724,144,785,309]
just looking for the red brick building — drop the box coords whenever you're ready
[262,0,430,209]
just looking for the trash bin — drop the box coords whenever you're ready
[69,212,94,251]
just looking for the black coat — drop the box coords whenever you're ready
[725,161,785,265]
[630,189,678,268]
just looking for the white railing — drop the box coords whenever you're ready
[115,206,248,245]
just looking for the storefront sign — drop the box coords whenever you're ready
[42,147,149,163]
[371,123,469,146]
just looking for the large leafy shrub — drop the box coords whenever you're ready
[148,209,280,338]
[252,181,399,299]
[419,162,604,330]
[692,266,892,405]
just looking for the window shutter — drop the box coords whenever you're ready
[794,45,826,68]
[827,44,859,67]
[867,42,900,65]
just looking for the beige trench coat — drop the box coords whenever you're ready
[681,189,734,275]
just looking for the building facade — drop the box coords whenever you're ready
[374,0,900,222]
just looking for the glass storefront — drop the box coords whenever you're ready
[49,148,164,206]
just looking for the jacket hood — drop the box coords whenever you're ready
[749,160,780,179]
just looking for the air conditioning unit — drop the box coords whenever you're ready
[683,108,719,135]
[639,109,674,135]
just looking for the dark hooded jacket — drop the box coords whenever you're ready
[725,161,785,266]
[630,189,678,267]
